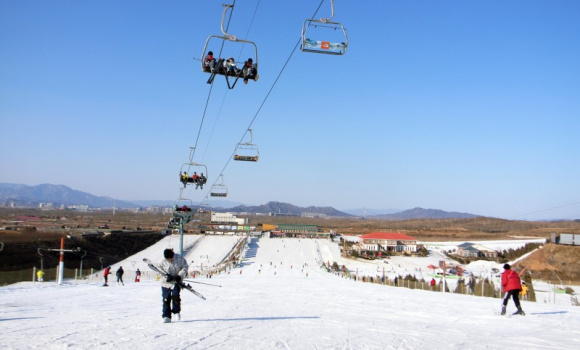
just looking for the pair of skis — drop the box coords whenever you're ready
[143,258,211,300]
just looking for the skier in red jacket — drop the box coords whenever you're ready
[501,263,525,315]
[103,266,111,286]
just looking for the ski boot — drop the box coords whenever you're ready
[163,317,171,323]
[513,307,525,316]
[500,306,506,315]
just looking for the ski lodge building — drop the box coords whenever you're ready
[355,232,418,254]
[456,242,498,258]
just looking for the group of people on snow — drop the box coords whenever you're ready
[101,266,142,286]
[102,266,125,286]
[99,248,530,323]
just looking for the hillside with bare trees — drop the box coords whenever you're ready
[1,208,579,282]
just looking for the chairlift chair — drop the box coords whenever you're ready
[179,162,208,189]
[201,4,259,88]
[173,198,194,223]
[234,129,260,162]
[198,200,212,213]
[301,0,348,55]
[210,175,228,197]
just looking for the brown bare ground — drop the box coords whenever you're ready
[249,215,580,241]
[2,209,579,281]
[517,243,580,284]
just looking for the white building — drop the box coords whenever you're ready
[211,212,248,225]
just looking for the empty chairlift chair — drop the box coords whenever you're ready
[210,175,228,197]
[233,129,260,162]
[301,0,348,55]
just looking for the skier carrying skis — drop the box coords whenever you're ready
[501,263,525,315]
[158,249,189,323]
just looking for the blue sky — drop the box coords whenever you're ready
[1,0,579,220]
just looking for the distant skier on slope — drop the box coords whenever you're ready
[116,266,124,286]
[103,266,111,286]
[158,249,188,323]
[520,281,529,301]
[501,264,525,315]
[36,269,45,282]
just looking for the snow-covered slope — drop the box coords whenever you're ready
[85,234,241,280]
[1,235,579,350]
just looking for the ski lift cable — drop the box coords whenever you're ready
[177,1,238,207]
[231,0,327,151]
[234,0,261,64]
[180,0,262,208]
[198,0,326,202]
[189,1,237,168]
[200,0,262,163]
[508,201,580,220]
[199,92,228,164]
[239,0,326,136]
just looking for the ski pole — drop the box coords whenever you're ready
[183,279,222,287]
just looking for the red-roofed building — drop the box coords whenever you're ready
[357,232,418,254]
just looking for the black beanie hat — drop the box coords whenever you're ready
[503,263,511,270]
[164,249,175,259]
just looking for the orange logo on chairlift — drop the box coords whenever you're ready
[320,41,330,50]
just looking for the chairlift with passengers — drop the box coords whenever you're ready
[234,129,260,162]
[201,4,259,88]
[210,175,228,197]
[179,147,208,190]
[301,0,348,55]
[173,197,194,223]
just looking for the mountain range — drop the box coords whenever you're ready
[0,183,479,219]
[0,183,134,209]
[369,207,478,220]
[226,201,353,217]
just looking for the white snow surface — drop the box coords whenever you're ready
[2,235,579,350]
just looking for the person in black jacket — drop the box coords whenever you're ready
[116,266,124,286]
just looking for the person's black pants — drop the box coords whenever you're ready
[161,285,181,318]
[503,290,521,308]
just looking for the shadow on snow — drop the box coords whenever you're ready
[181,315,320,323]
